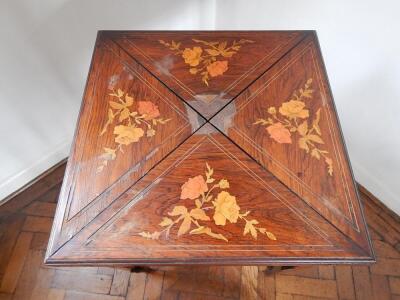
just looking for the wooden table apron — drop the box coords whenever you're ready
[45,31,375,266]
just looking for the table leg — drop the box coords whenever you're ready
[130,266,154,273]
[264,266,295,275]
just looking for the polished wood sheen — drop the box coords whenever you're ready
[0,171,398,299]
[45,31,374,266]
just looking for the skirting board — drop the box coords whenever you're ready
[0,139,71,205]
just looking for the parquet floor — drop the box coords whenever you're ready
[0,162,399,299]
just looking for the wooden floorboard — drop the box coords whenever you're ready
[0,164,399,299]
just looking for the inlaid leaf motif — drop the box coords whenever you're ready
[125,94,134,106]
[311,148,321,160]
[159,217,173,227]
[97,87,171,172]
[159,38,254,86]
[103,148,116,160]
[253,78,334,176]
[138,163,276,242]
[308,134,324,144]
[190,208,210,221]
[297,120,308,136]
[195,199,202,209]
[298,137,309,152]
[244,219,259,239]
[119,108,130,122]
[138,231,160,240]
[265,231,277,241]
[178,216,191,236]
[205,162,214,183]
[168,206,187,216]
[312,109,322,134]
[190,226,228,242]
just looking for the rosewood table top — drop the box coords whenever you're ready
[45,31,375,266]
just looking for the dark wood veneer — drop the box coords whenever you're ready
[45,31,374,266]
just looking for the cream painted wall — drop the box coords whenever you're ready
[0,0,215,202]
[214,0,400,214]
[1,0,399,215]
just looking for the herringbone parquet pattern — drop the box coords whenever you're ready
[0,163,399,300]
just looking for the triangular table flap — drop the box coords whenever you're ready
[108,31,308,119]
[47,33,205,254]
[47,124,371,265]
[210,33,372,254]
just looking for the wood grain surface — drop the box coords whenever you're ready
[0,169,398,299]
[210,33,372,255]
[110,31,307,118]
[44,31,374,266]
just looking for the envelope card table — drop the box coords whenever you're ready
[45,31,375,266]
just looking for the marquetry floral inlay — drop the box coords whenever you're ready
[97,88,171,172]
[159,39,254,86]
[254,78,333,176]
[139,163,276,242]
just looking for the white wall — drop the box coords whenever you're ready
[0,0,216,202]
[214,0,400,215]
[1,0,399,215]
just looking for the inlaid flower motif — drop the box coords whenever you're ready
[137,101,160,120]
[213,191,240,226]
[266,122,292,144]
[279,100,309,119]
[114,125,144,145]
[159,39,253,86]
[207,60,228,77]
[97,88,171,172]
[182,47,203,67]
[139,163,277,242]
[218,179,229,189]
[253,78,334,176]
[102,148,116,160]
[180,175,208,200]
